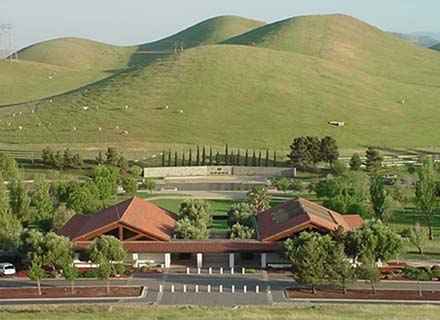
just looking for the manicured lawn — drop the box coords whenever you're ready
[149,198,242,216]
[0,305,439,320]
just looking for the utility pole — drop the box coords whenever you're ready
[0,24,18,62]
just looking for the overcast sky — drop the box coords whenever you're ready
[1,0,438,50]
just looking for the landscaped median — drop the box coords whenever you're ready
[0,286,145,301]
[286,288,440,302]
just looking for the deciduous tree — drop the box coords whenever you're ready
[227,223,255,239]
[246,187,270,213]
[414,157,438,240]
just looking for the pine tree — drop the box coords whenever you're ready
[236,149,241,166]
[252,150,257,166]
[320,136,339,167]
[245,149,249,166]
[96,151,105,165]
[209,147,213,166]
[350,153,362,171]
[63,148,73,168]
[258,150,262,167]
[265,149,269,167]
[196,145,200,166]
[167,150,171,167]
[365,147,383,172]
[224,144,229,165]
[216,152,220,165]
[188,149,192,166]
[273,151,277,167]
[230,150,235,166]
[181,152,186,167]
[174,152,178,167]
[201,146,206,166]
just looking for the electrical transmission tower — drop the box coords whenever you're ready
[0,24,18,62]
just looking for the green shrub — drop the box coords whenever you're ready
[81,269,98,278]
[245,268,256,273]
[432,269,440,280]
[140,265,150,272]
[385,271,394,280]
[125,268,133,276]
[47,271,57,278]
[402,266,418,278]
[114,264,126,275]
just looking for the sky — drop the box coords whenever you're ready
[1,0,439,50]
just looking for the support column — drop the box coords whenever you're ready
[260,253,267,268]
[132,253,139,268]
[164,253,171,268]
[196,253,203,268]
[229,253,235,268]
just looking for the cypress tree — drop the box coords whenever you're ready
[188,149,193,166]
[237,149,241,166]
[230,151,235,166]
[174,152,178,167]
[252,150,257,166]
[216,152,220,165]
[161,150,165,167]
[265,149,269,167]
[274,151,277,167]
[168,149,172,167]
[258,150,262,167]
[245,149,249,166]
[202,146,206,166]
[224,144,229,165]
[181,151,186,167]
[209,147,213,166]
[196,145,200,166]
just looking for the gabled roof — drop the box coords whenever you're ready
[59,197,177,241]
[256,197,363,241]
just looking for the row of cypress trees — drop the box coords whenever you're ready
[160,145,280,167]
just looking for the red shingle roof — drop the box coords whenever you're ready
[59,197,177,241]
[257,197,363,241]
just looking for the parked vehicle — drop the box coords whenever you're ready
[0,263,16,276]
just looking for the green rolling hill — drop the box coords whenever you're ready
[0,16,263,106]
[130,15,265,65]
[431,43,440,51]
[1,14,440,150]
[0,38,137,106]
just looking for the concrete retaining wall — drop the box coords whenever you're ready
[143,166,294,178]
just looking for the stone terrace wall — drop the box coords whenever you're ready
[143,166,294,178]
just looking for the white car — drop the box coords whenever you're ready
[0,263,16,276]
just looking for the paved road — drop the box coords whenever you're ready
[2,271,440,306]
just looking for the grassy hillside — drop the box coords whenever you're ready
[431,43,440,51]
[2,14,440,150]
[18,37,136,70]
[129,15,265,65]
[1,16,263,106]
[0,38,137,106]
[224,14,440,85]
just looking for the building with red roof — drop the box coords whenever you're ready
[60,196,363,269]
